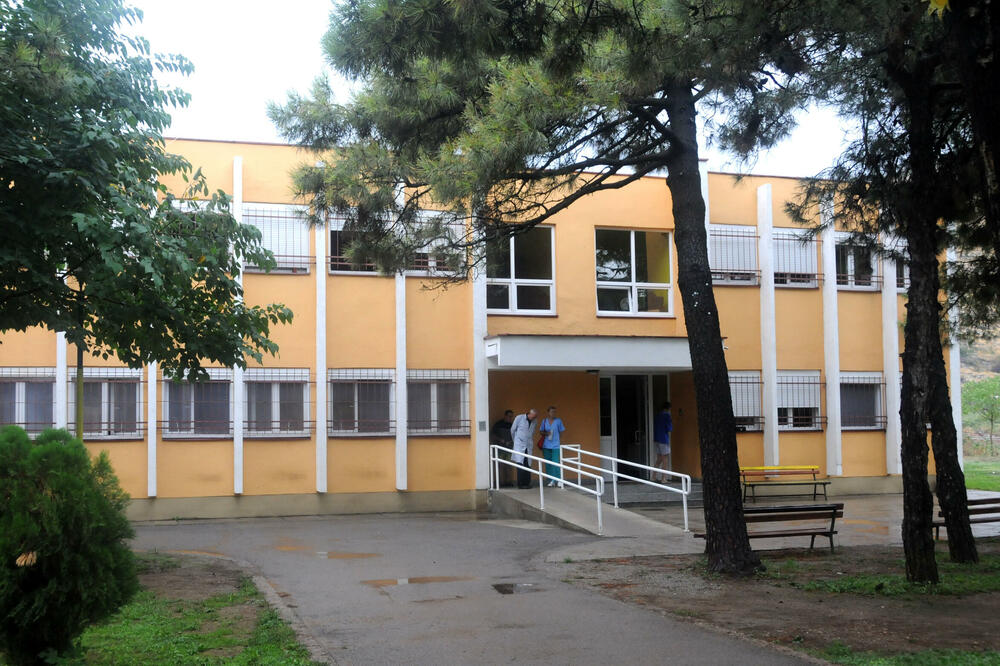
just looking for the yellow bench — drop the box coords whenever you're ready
[739,465,829,503]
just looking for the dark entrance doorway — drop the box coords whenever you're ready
[615,375,648,478]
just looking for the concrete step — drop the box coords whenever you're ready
[489,487,687,538]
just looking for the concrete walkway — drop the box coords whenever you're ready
[133,513,807,665]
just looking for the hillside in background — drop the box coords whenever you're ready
[962,337,1000,383]
[961,337,1000,457]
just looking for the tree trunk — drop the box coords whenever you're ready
[664,83,760,575]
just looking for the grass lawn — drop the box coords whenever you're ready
[73,553,319,665]
[965,459,1000,492]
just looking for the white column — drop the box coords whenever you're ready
[881,255,902,474]
[820,206,842,476]
[472,260,490,489]
[757,185,779,466]
[146,362,157,497]
[395,272,408,490]
[315,220,328,492]
[947,247,964,469]
[232,156,245,495]
[55,333,67,428]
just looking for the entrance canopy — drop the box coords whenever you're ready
[485,335,692,372]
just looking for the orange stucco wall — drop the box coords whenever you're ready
[84,441,148,499]
[842,431,888,477]
[244,439,316,495]
[775,289,824,369]
[328,439,396,493]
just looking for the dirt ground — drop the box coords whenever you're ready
[556,539,1000,658]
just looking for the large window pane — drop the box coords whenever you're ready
[25,382,52,432]
[168,382,192,432]
[515,285,550,310]
[486,284,510,310]
[841,383,878,428]
[513,227,552,280]
[111,382,138,433]
[279,383,304,431]
[436,382,463,430]
[357,381,390,432]
[408,382,432,429]
[330,382,356,431]
[193,382,229,434]
[635,231,670,283]
[595,229,631,282]
[0,382,14,426]
[82,381,103,432]
[247,382,273,431]
[637,288,669,313]
[486,239,511,279]
[597,287,630,312]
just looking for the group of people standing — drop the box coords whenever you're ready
[491,407,566,489]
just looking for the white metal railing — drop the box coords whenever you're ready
[490,444,606,535]
[561,444,692,532]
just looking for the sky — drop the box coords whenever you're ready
[134,0,851,178]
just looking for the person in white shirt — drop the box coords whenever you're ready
[510,409,538,489]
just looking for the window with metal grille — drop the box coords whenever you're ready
[68,368,142,438]
[245,368,311,436]
[773,229,820,287]
[835,233,880,289]
[242,203,311,273]
[776,371,824,429]
[840,373,886,429]
[888,238,910,290]
[329,215,378,273]
[164,369,233,436]
[487,226,554,313]
[710,225,759,285]
[407,215,465,275]
[595,228,672,315]
[406,369,470,435]
[328,369,394,435]
[0,368,55,434]
[729,371,763,431]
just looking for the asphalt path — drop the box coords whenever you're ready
[133,513,808,665]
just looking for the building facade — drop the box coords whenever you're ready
[0,138,962,518]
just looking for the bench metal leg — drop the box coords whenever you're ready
[809,535,816,550]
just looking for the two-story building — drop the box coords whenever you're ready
[0,138,961,519]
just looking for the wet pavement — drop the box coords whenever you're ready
[133,513,809,664]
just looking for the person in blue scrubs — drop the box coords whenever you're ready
[538,406,566,487]
[653,401,673,483]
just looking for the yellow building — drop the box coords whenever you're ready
[0,139,963,519]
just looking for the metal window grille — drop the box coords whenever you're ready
[242,203,312,273]
[407,218,465,275]
[406,369,470,435]
[67,368,144,439]
[776,372,825,429]
[840,373,886,429]
[773,229,821,287]
[162,368,233,437]
[835,234,881,289]
[0,367,56,434]
[710,225,759,285]
[729,371,763,431]
[328,369,395,435]
[887,238,910,290]
[329,215,378,273]
[487,226,555,313]
[244,368,313,437]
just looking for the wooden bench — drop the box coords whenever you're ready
[694,503,845,551]
[933,497,1000,540]
[740,465,830,502]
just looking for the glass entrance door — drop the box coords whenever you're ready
[614,375,648,478]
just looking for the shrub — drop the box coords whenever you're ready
[0,426,138,664]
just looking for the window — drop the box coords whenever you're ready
[595,228,672,316]
[329,369,394,435]
[242,203,311,273]
[329,215,378,273]
[407,370,470,435]
[0,369,55,433]
[69,369,142,438]
[729,371,763,431]
[887,238,910,290]
[841,373,886,429]
[407,215,464,276]
[777,371,823,430]
[164,369,232,436]
[486,226,554,313]
[773,229,819,287]
[710,225,759,285]
[245,369,310,436]
[835,233,879,289]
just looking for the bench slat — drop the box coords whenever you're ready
[745,512,843,524]
[749,529,838,538]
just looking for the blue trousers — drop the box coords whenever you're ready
[542,447,561,481]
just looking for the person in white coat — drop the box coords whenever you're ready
[510,409,538,489]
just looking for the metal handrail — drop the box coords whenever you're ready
[490,444,606,535]
[560,444,692,532]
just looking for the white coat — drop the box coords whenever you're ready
[510,413,536,464]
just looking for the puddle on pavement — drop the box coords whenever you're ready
[169,549,225,558]
[323,551,380,559]
[362,576,475,588]
[492,582,541,595]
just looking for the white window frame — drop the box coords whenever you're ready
[835,232,880,291]
[595,228,674,317]
[773,229,820,288]
[327,369,395,436]
[486,225,556,315]
[0,368,56,433]
[710,224,759,285]
[776,370,823,431]
[242,202,311,274]
[729,370,763,432]
[840,372,886,430]
[244,368,311,438]
[406,369,470,436]
[162,368,234,439]
[68,368,143,440]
